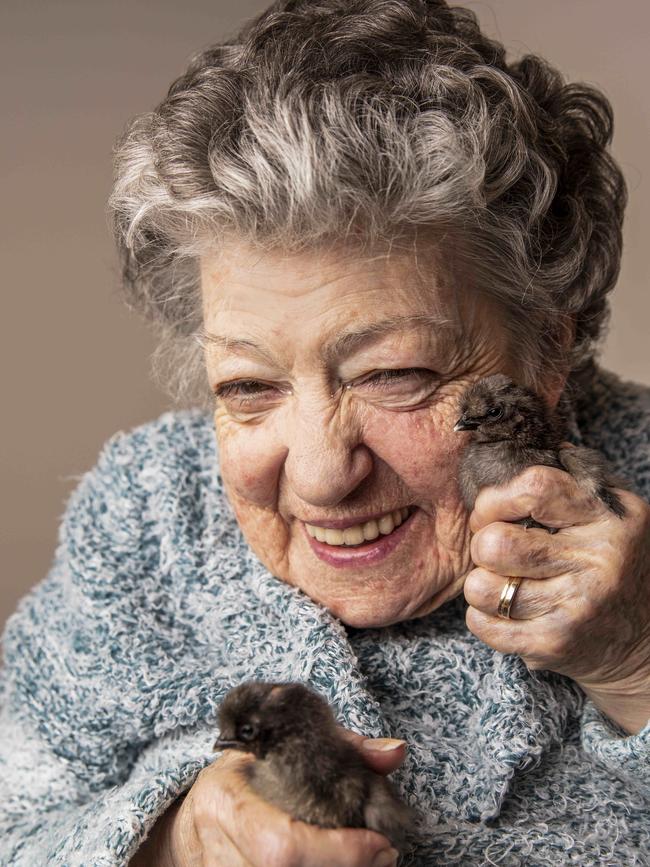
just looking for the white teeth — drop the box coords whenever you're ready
[362,520,379,541]
[343,526,365,545]
[377,514,395,535]
[306,507,412,547]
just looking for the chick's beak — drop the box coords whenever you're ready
[454,416,480,432]
[213,738,245,752]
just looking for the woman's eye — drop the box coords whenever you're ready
[354,368,435,389]
[213,369,437,411]
[214,380,276,402]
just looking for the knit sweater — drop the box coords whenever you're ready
[1,367,649,866]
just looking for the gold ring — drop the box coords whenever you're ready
[497,577,523,619]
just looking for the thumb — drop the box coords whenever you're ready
[336,726,407,775]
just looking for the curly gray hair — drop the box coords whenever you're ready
[108,0,626,404]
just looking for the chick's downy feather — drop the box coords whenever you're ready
[455,374,626,523]
[214,681,414,850]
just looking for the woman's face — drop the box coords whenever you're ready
[201,239,512,627]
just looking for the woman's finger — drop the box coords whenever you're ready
[199,751,396,867]
[336,726,407,775]
[469,465,608,533]
[289,823,398,867]
[464,602,584,672]
[470,521,583,579]
[199,820,255,867]
[193,754,258,866]
[464,566,570,621]
[232,807,396,867]
[464,605,548,660]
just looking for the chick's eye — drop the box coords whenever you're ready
[238,723,257,741]
[486,406,503,419]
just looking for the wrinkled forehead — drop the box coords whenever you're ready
[201,236,469,309]
[198,236,491,355]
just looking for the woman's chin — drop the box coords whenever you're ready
[302,577,461,629]
[246,505,471,628]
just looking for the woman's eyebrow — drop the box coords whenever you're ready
[197,330,277,365]
[198,313,453,364]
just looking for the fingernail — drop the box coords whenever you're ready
[372,847,399,867]
[362,738,406,752]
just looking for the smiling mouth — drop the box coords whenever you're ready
[304,507,415,547]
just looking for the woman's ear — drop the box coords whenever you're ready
[540,315,575,409]
[544,376,569,410]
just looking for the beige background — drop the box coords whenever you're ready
[2,1,648,628]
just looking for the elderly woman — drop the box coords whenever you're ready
[2,1,649,864]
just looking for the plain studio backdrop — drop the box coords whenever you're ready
[1,1,648,629]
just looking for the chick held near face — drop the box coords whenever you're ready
[200,239,513,628]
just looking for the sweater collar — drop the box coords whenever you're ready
[228,544,581,824]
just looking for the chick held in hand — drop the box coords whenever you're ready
[455,374,626,527]
[213,681,414,849]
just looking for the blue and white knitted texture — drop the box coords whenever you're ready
[1,368,649,865]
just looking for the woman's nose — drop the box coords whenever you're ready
[283,402,373,507]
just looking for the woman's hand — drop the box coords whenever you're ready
[462,463,650,734]
[132,731,405,867]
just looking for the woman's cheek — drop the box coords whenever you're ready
[214,409,286,507]
[214,411,293,572]
[363,404,464,498]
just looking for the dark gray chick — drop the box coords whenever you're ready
[213,681,414,850]
[455,374,626,528]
